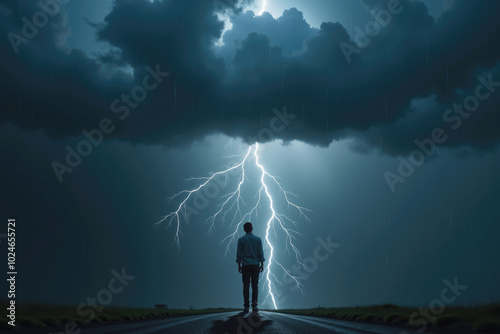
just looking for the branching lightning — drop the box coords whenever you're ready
[157,143,310,309]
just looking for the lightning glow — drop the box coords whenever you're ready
[157,143,310,309]
[259,0,267,15]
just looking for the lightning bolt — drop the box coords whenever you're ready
[259,0,267,15]
[157,143,310,309]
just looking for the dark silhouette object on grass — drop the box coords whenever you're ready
[236,222,265,312]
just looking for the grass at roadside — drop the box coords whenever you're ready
[273,303,500,332]
[0,301,237,330]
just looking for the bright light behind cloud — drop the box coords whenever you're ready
[242,0,268,16]
[214,0,268,46]
[259,0,267,15]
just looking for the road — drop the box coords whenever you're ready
[79,311,434,334]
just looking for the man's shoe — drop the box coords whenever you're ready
[243,307,249,313]
[252,307,259,312]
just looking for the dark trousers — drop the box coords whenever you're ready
[242,265,260,307]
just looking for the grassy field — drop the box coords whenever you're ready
[273,303,500,332]
[0,301,237,330]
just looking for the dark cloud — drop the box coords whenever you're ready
[217,8,318,63]
[1,0,500,154]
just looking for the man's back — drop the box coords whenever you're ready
[236,223,265,312]
[236,233,265,266]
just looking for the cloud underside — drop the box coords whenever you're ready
[1,0,500,155]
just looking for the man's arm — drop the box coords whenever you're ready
[258,238,265,272]
[236,239,243,273]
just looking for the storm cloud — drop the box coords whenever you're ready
[1,0,500,154]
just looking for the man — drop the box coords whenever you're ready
[236,222,265,312]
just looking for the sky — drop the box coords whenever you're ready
[1,0,499,310]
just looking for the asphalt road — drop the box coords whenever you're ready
[79,311,435,334]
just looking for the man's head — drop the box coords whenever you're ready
[243,222,253,233]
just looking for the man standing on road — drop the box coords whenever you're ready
[236,222,265,313]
